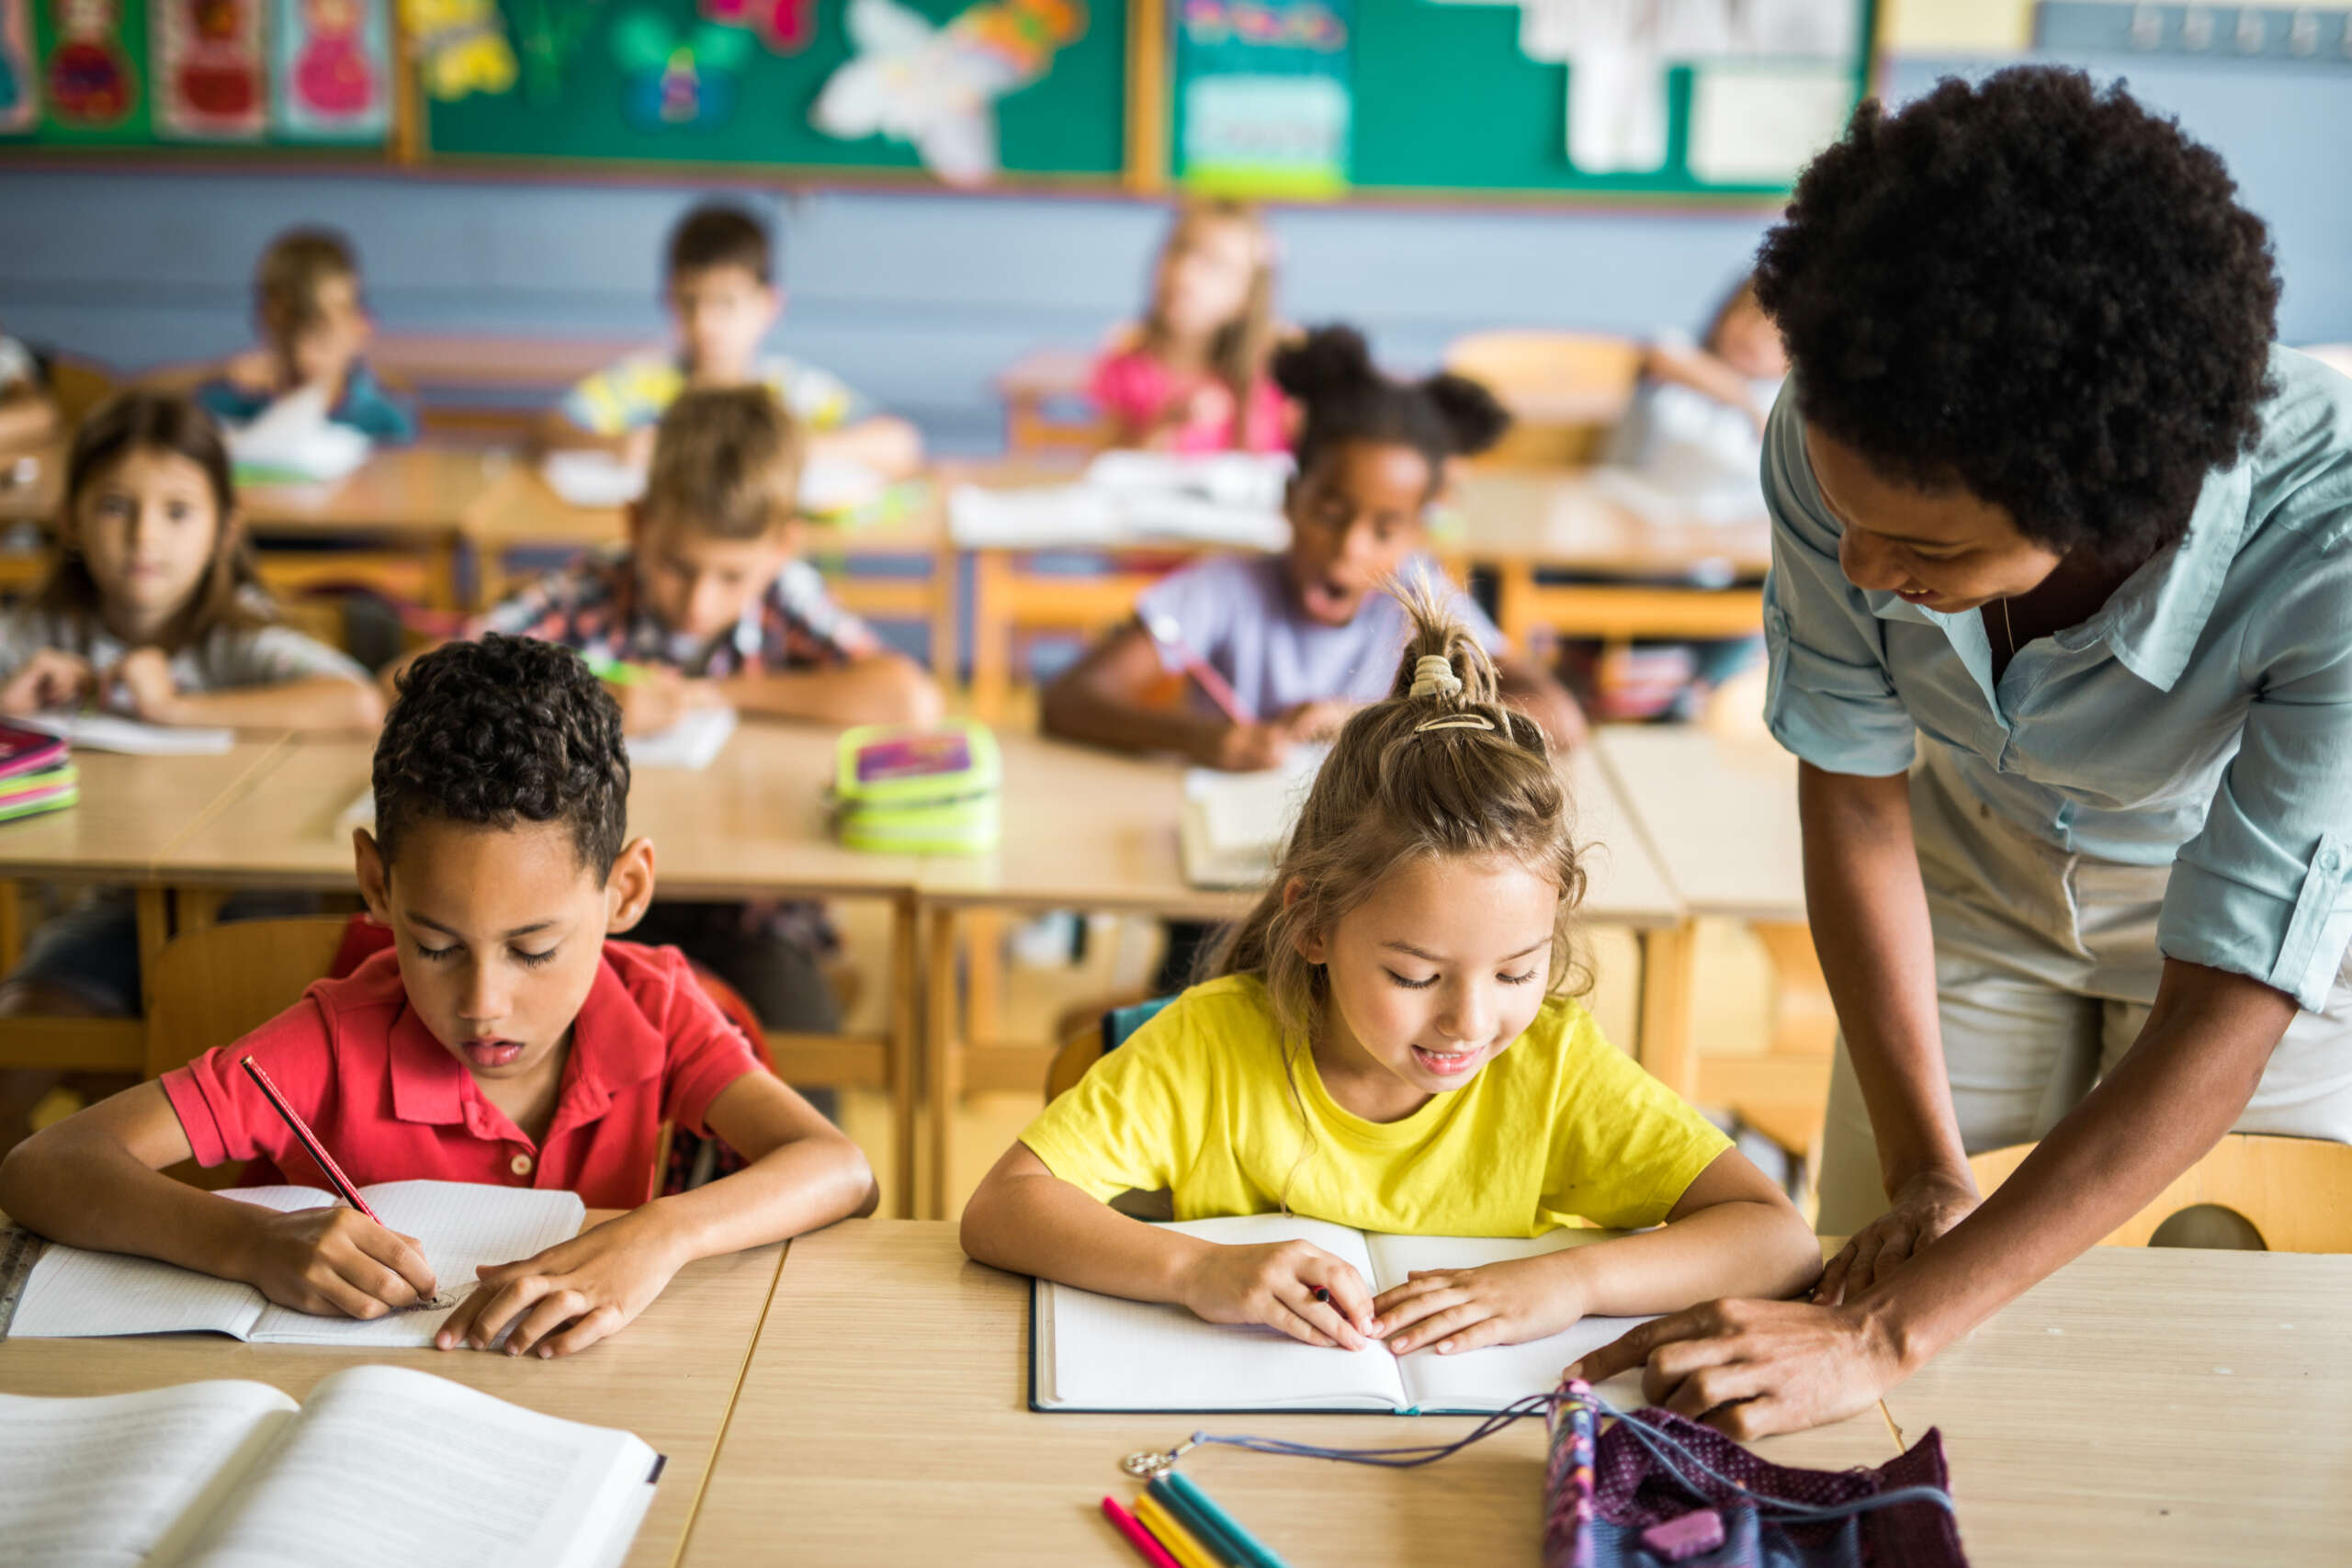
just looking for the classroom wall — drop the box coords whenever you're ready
[2,50,2346,453]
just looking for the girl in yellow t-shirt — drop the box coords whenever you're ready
[962,584,1821,1359]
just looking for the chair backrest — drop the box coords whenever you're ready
[1970,1134,2352,1254]
[147,917,352,1079]
[1442,332,1644,468]
[1043,994,1177,1101]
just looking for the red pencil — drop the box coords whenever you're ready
[1142,611,1257,727]
[239,1055,382,1224]
[1102,1496,1182,1568]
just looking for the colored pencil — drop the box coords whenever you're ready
[1102,1496,1183,1568]
[1142,611,1256,726]
[1162,1472,1295,1568]
[1133,1491,1227,1568]
[239,1055,382,1223]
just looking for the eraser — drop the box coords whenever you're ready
[1639,1508,1726,1562]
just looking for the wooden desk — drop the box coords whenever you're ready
[0,738,295,1072]
[151,726,929,1217]
[995,345,1107,455]
[1593,727,1827,1134]
[1882,1246,2352,1566]
[912,734,1688,1218]
[0,1217,784,1568]
[678,1221,1897,1567]
[1452,471,1771,647]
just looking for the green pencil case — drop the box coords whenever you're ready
[832,721,1001,855]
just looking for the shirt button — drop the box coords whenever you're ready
[2324,851,2342,874]
[509,1152,534,1178]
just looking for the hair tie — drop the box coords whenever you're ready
[1408,655,1462,700]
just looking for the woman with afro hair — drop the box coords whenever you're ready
[1577,66,2352,1433]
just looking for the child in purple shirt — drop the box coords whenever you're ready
[1045,325,1584,770]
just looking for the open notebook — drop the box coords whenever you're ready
[0,1365,660,1568]
[8,1180,584,1347]
[1032,1214,1656,1414]
[1178,749,1326,889]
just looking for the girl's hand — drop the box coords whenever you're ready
[1179,1239,1377,1350]
[607,667,686,735]
[223,349,278,394]
[236,1203,438,1320]
[1370,1254,1587,1356]
[107,649,181,723]
[435,1213,684,1359]
[0,649,95,715]
[1276,699,1355,743]
[1207,721,1293,773]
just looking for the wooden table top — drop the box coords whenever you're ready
[0,1215,783,1568]
[913,732,1684,930]
[0,443,505,536]
[0,737,293,882]
[1883,1246,2352,1567]
[152,722,929,902]
[1452,469,1771,575]
[678,1221,1897,1567]
[1596,726,1804,923]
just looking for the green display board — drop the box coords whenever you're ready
[1192,0,1879,201]
[23,0,153,145]
[423,0,1129,180]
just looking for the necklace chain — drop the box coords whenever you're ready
[2000,596,2016,660]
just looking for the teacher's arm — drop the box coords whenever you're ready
[1571,959,2290,1437]
[1798,762,1978,1304]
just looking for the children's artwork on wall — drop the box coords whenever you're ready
[154,0,268,138]
[1173,0,1352,197]
[0,0,39,130]
[401,0,517,99]
[809,0,1083,186]
[510,0,610,106]
[609,7,753,130]
[273,0,390,138]
[701,0,812,53]
[44,0,138,129]
[1436,0,1860,178]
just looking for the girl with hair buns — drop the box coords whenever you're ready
[966,585,1817,1355]
[1046,323,1583,774]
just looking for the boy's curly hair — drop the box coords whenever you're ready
[374,636,629,880]
[1756,66,2279,563]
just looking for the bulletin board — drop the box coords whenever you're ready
[1169,0,1883,201]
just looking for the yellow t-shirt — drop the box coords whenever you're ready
[1019,975,1732,1236]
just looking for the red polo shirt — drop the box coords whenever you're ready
[163,941,764,1210]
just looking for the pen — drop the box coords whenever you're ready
[585,657,647,687]
[1141,611,1256,727]
[1102,1496,1182,1568]
[239,1055,381,1224]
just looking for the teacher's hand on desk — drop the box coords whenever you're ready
[1567,1298,1907,1439]
[1812,1168,1980,1306]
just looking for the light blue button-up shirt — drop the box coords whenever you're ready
[1763,346,2352,1011]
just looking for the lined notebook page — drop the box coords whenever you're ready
[1040,1214,1405,1412]
[0,1380,297,1565]
[1367,1232,1656,1413]
[249,1182,586,1347]
[182,1364,656,1568]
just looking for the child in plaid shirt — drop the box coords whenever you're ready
[473,386,940,1037]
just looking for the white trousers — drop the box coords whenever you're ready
[1814,740,2352,1234]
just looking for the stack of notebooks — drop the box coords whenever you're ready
[831,719,1001,854]
[0,720,78,826]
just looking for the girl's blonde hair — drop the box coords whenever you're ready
[1140,198,1277,448]
[46,391,271,654]
[1208,573,1589,1050]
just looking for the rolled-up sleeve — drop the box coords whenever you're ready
[2162,557,2352,1011]
[1759,395,1917,777]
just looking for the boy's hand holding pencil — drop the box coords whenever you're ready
[231,1201,439,1321]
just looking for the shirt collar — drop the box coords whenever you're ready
[1864,459,2252,695]
[387,947,669,1140]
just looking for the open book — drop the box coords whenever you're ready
[8,1180,584,1347]
[1032,1214,1655,1414]
[0,1365,660,1568]
[1178,749,1326,889]
[20,709,235,756]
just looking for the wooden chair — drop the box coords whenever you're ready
[1442,332,1643,468]
[1044,995,1177,1103]
[1970,1134,2352,1253]
[46,356,119,426]
[995,346,1110,457]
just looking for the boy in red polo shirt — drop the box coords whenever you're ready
[0,636,876,1359]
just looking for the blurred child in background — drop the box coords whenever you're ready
[195,228,417,445]
[1091,200,1290,455]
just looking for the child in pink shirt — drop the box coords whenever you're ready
[1091,199,1290,454]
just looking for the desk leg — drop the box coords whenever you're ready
[427,534,462,615]
[1496,560,1538,648]
[932,540,961,689]
[923,906,961,1221]
[1635,922,1697,1100]
[134,886,172,1077]
[888,895,921,1221]
[175,888,229,934]
[0,878,21,974]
